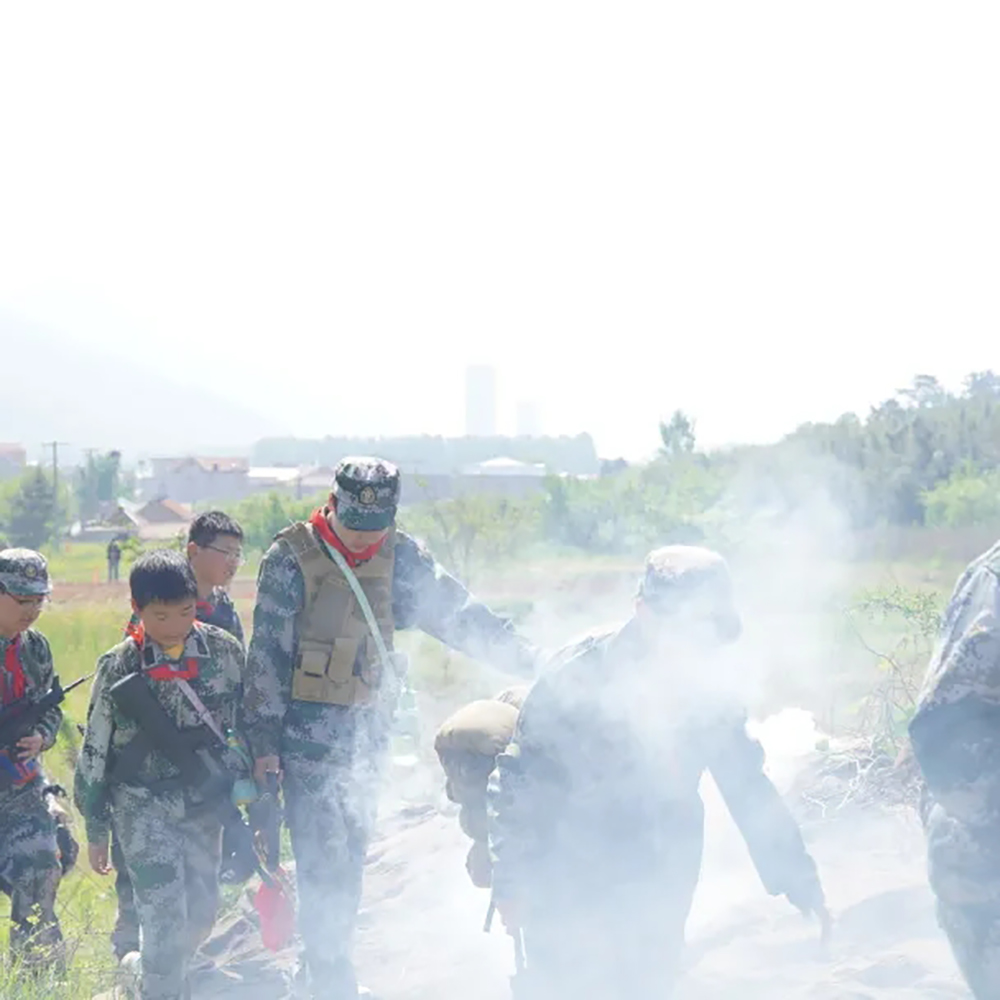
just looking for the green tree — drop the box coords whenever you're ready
[5,468,58,549]
[400,494,541,586]
[76,450,122,522]
[658,410,696,459]
[922,464,1000,528]
[227,491,322,552]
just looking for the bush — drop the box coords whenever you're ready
[922,466,1000,528]
[226,492,325,552]
[399,494,542,587]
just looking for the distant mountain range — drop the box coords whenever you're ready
[1,310,285,465]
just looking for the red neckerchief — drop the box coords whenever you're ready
[309,507,386,568]
[127,620,200,681]
[196,599,216,619]
[1,636,27,707]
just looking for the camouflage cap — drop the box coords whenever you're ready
[638,545,741,642]
[332,456,401,531]
[0,548,52,597]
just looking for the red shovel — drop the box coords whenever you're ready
[254,866,296,952]
[249,772,296,952]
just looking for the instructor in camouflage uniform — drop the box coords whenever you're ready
[244,457,537,1000]
[0,549,66,970]
[909,539,1000,998]
[488,546,827,999]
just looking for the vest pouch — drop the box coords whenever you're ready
[292,638,365,706]
[291,641,331,704]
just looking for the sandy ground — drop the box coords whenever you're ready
[181,751,970,1000]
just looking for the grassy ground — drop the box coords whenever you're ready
[0,600,129,997]
[42,543,264,588]
[0,543,969,996]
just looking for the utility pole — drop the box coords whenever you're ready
[42,441,69,550]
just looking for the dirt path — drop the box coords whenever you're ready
[183,767,969,1000]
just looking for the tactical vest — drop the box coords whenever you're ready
[278,521,396,707]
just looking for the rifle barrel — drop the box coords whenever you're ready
[61,673,95,694]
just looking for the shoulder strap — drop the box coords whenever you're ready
[315,534,393,678]
[175,678,226,745]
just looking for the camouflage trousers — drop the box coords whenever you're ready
[0,782,63,970]
[936,899,1000,999]
[283,720,387,1000]
[111,824,141,959]
[112,786,223,1000]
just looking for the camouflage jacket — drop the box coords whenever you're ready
[197,588,245,648]
[910,542,1000,845]
[488,621,819,908]
[73,622,245,844]
[244,527,538,760]
[0,630,62,802]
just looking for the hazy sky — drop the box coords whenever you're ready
[1,3,997,460]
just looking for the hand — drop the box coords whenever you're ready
[254,755,283,786]
[786,878,832,942]
[16,732,43,761]
[89,842,112,875]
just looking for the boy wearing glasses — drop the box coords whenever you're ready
[186,512,246,649]
[0,549,67,970]
[111,511,247,962]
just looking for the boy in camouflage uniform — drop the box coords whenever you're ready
[244,456,538,1000]
[434,686,528,889]
[75,550,247,1000]
[0,549,67,970]
[186,511,246,647]
[111,511,246,960]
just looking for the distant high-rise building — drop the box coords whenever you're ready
[465,365,497,436]
[516,399,541,437]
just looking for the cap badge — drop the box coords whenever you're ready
[24,564,38,579]
[359,486,377,506]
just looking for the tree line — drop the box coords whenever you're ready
[3,371,999,556]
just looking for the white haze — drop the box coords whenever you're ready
[1,3,999,458]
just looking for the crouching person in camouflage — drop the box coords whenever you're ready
[909,540,1000,998]
[244,457,538,1000]
[488,546,827,999]
[434,687,528,889]
[0,549,68,973]
[75,551,248,1000]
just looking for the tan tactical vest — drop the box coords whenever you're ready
[278,521,396,707]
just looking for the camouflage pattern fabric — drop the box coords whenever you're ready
[434,696,522,888]
[244,525,538,994]
[909,541,1000,999]
[112,596,244,960]
[0,548,52,596]
[332,456,400,531]
[244,528,536,760]
[113,790,223,999]
[283,725,385,998]
[74,622,245,1000]
[488,620,822,998]
[0,631,64,968]
[197,588,245,650]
